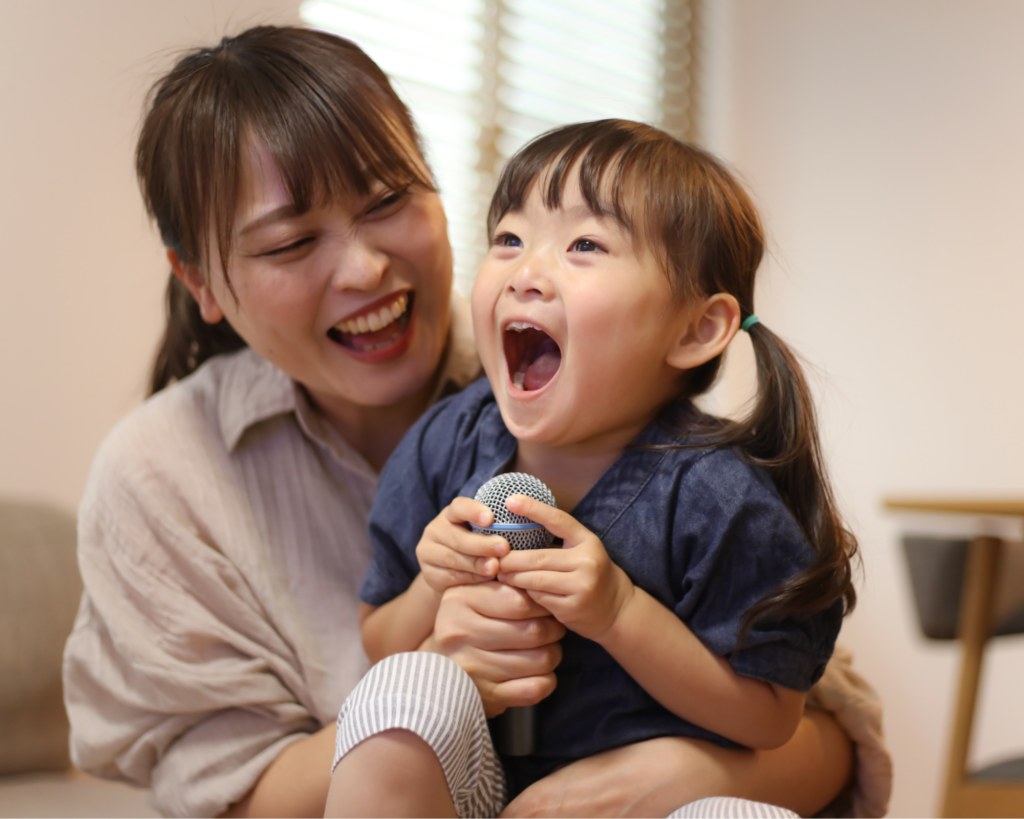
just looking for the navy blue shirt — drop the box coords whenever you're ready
[361,378,841,795]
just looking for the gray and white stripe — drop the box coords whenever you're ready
[334,653,799,819]
[334,652,507,818]
[668,796,799,818]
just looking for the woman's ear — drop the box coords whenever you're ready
[665,293,741,371]
[167,248,224,324]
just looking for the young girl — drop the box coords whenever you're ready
[333,119,858,816]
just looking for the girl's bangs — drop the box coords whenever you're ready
[488,120,672,246]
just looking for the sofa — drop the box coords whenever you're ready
[0,498,157,817]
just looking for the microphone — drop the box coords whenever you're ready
[471,472,557,756]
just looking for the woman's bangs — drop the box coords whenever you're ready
[206,40,433,274]
[256,91,433,216]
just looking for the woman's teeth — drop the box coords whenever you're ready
[335,294,408,335]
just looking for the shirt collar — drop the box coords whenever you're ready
[218,291,482,463]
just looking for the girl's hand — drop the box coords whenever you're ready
[415,497,511,592]
[496,495,635,642]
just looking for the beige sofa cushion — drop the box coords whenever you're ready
[0,500,81,774]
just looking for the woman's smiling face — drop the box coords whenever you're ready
[183,138,453,420]
[472,172,691,453]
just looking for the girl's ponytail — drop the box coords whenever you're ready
[726,320,858,635]
[149,274,245,395]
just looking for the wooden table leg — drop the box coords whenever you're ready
[941,536,1002,817]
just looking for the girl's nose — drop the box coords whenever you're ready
[506,251,554,300]
[332,239,388,292]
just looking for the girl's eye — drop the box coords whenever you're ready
[262,236,315,257]
[571,238,603,252]
[493,232,523,248]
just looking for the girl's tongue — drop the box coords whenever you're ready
[508,330,561,391]
[522,339,561,390]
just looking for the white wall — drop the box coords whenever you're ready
[0,0,301,510]
[4,1,1024,815]
[709,2,1024,815]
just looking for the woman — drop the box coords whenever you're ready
[63,25,882,818]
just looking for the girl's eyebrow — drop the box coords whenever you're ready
[238,204,300,237]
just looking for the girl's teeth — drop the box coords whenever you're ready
[357,316,370,333]
[367,312,382,331]
[512,371,525,390]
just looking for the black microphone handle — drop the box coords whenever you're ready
[492,703,537,756]
[474,473,555,757]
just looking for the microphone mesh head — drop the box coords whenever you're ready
[470,472,556,550]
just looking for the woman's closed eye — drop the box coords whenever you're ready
[261,236,315,257]
[570,238,604,253]
[368,188,408,215]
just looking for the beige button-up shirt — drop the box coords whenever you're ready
[63,297,480,817]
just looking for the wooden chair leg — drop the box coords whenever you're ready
[941,536,1002,817]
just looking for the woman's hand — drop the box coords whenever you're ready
[424,581,565,717]
[496,494,634,641]
[416,497,511,591]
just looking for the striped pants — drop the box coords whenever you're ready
[333,652,797,818]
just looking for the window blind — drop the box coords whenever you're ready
[301,0,696,293]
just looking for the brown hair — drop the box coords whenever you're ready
[136,25,434,394]
[489,119,858,634]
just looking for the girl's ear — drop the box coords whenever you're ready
[665,293,741,371]
[168,248,224,324]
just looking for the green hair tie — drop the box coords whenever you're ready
[741,315,760,332]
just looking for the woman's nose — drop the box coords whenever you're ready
[331,239,388,292]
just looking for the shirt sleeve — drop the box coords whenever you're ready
[671,449,843,691]
[63,423,320,818]
[359,390,473,607]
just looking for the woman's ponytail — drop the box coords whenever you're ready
[149,274,246,395]
[725,320,858,636]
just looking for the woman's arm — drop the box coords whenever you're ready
[502,707,853,819]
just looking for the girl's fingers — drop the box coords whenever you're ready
[497,547,579,574]
[504,494,591,542]
[498,569,574,596]
[436,567,498,586]
[420,540,500,578]
[446,496,494,528]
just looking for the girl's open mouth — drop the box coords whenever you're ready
[504,321,561,392]
[328,291,414,355]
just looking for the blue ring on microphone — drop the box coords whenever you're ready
[483,523,545,531]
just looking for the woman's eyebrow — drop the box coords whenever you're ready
[238,204,300,237]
